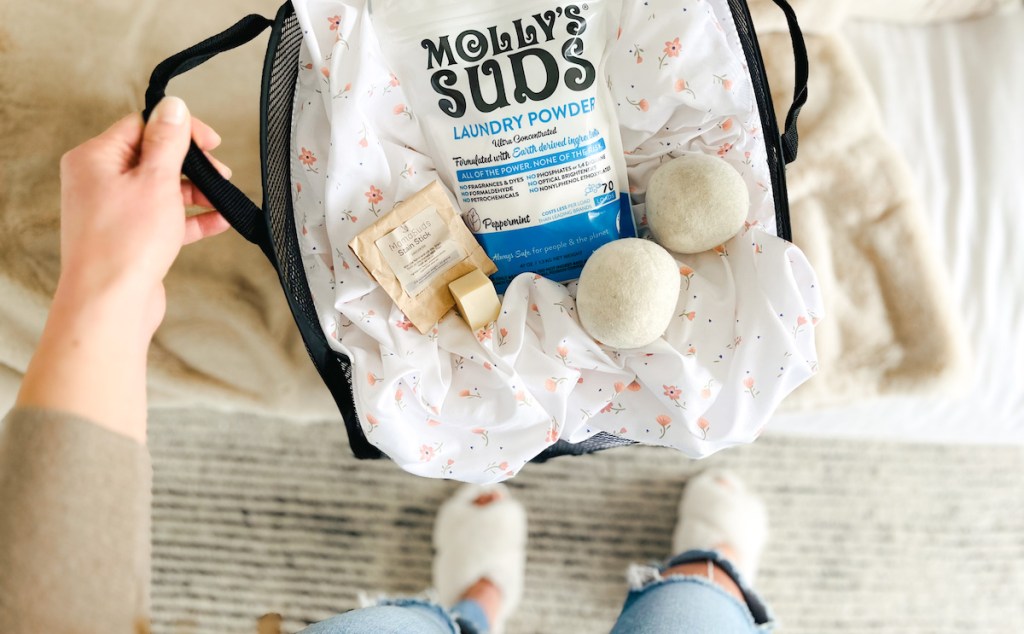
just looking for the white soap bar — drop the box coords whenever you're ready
[449,269,501,331]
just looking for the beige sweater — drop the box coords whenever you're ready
[0,408,151,633]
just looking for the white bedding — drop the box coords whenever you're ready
[772,13,1024,444]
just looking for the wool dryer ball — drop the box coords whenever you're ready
[645,153,750,254]
[576,238,681,349]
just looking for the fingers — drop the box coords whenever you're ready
[100,112,146,143]
[183,211,231,245]
[138,96,192,178]
[203,151,232,179]
[69,111,225,181]
[191,117,222,151]
[98,114,146,169]
[61,113,146,177]
[181,151,232,209]
[181,180,214,208]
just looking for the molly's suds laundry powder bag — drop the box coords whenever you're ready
[369,0,634,292]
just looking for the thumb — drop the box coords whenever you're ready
[139,96,192,177]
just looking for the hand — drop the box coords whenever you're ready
[58,96,231,335]
[17,97,232,443]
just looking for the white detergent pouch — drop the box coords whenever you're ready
[370,0,633,292]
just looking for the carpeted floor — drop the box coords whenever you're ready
[149,409,1024,634]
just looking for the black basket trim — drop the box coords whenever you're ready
[259,1,383,459]
[728,0,794,242]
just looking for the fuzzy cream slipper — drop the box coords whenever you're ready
[433,484,527,634]
[672,469,768,583]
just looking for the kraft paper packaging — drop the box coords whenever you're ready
[349,180,498,333]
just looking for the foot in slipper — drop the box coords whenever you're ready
[672,469,768,583]
[433,484,527,634]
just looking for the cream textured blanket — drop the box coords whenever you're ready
[1,0,1004,419]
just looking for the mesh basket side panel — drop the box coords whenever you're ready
[531,433,637,463]
[262,7,380,458]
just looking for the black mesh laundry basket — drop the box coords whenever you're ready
[142,0,807,463]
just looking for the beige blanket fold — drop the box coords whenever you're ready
[1,0,980,421]
[749,0,972,408]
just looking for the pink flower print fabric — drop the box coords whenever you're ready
[289,0,823,482]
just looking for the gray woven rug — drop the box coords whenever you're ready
[149,409,1024,634]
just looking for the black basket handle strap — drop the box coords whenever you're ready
[143,14,274,251]
[768,0,808,164]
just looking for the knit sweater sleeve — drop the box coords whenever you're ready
[0,407,151,633]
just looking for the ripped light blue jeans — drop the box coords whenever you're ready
[299,550,774,633]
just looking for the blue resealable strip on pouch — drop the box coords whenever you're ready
[370,0,634,294]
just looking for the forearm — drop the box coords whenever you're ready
[5,277,154,630]
[0,99,225,632]
[16,273,154,444]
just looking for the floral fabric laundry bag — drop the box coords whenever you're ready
[142,0,815,482]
